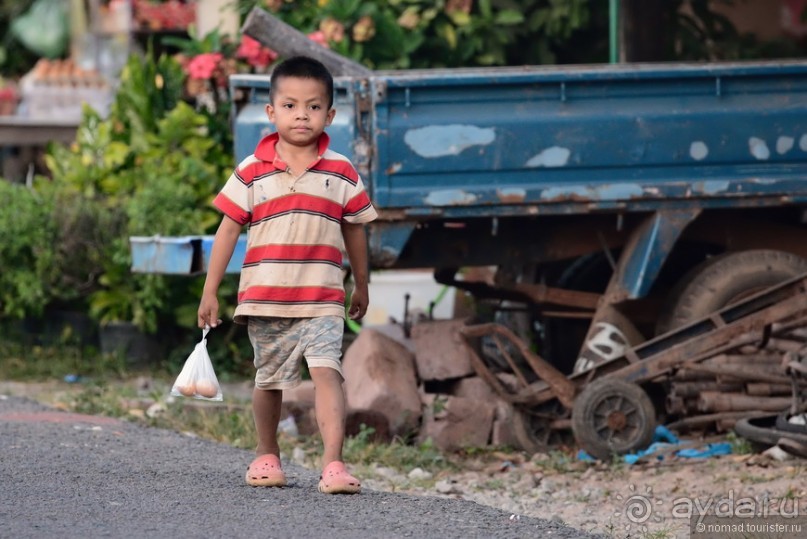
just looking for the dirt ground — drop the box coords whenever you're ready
[5,380,805,539]
[358,444,807,538]
[365,448,807,538]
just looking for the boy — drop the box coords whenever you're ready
[197,56,377,494]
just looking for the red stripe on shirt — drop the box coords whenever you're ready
[238,286,345,304]
[314,158,358,185]
[253,194,342,222]
[235,160,277,185]
[344,191,372,216]
[243,244,342,265]
[214,193,250,224]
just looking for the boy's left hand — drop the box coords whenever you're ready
[348,288,368,320]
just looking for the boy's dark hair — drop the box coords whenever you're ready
[270,56,334,109]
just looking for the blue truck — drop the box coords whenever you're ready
[132,60,807,455]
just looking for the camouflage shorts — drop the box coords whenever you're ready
[247,315,344,390]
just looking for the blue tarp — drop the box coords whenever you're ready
[578,425,733,464]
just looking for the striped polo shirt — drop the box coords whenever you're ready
[213,132,377,323]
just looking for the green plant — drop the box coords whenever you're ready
[43,51,233,335]
[0,181,57,319]
[0,0,42,77]
[343,425,453,471]
[0,339,126,380]
[235,0,595,69]
[725,430,752,455]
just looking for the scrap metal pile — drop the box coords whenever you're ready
[460,273,807,460]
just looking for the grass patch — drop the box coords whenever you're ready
[0,339,128,381]
[343,424,454,473]
[725,431,752,455]
[45,380,458,477]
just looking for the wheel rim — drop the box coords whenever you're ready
[592,394,645,445]
[515,401,573,451]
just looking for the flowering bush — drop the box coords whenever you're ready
[234,0,588,68]
[235,35,278,69]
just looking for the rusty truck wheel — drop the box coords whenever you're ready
[656,250,807,334]
[511,401,573,454]
[571,378,656,461]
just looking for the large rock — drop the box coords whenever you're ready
[411,319,475,381]
[343,329,422,437]
[451,376,518,448]
[491,401,518,448]
[452,376,497,401]
[419,394,496,451]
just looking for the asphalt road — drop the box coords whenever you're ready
[0,395,596,539]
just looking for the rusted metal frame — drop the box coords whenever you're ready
[462,339,522,404]
[491,334,531,387]
[513,381,559,406]
[584,276,807,385]
[459,323,577,408]
[510,282,601,310]
[568,330,762,386]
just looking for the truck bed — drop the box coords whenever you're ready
[234,61,807,221]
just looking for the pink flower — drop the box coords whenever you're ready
[307,30,330,48]
[186,53,223,80]
[236,35,278,69]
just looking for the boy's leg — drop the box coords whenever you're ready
[246,387,286,487]
[308,367,346,465]
[252,387,283,456]
[309,365,361,494]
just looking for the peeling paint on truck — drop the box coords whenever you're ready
[749,137,771,160]
[425,189,478,205]
[525,146,571,168]
[404,125,495,158]
[690,141,709,161]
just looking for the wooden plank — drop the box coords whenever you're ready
[241,7,372,77]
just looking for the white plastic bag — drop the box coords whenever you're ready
[170,327,223,401]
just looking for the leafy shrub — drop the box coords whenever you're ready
[42,51,232,334]
[235,0,593,68]
[0,181,56,318]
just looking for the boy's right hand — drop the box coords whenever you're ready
[198,293,222,329]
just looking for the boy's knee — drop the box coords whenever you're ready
[309,366,344,386]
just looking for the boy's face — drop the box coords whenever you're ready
[266,76,335,148]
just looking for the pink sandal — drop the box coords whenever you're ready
[245,454,287,487]
[318,461,361,494]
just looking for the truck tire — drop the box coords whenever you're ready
[571,378,656,461]
[656,250,807,334]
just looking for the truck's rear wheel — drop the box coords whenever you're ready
[656,250,807,334]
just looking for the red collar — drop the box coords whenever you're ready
[254,132,331,171]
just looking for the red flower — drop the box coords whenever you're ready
[307,31,330,48]
[236,35,278,69]
[186,53,223,80]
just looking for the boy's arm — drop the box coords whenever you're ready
[341,222,370,320]
[198,216,243,328]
